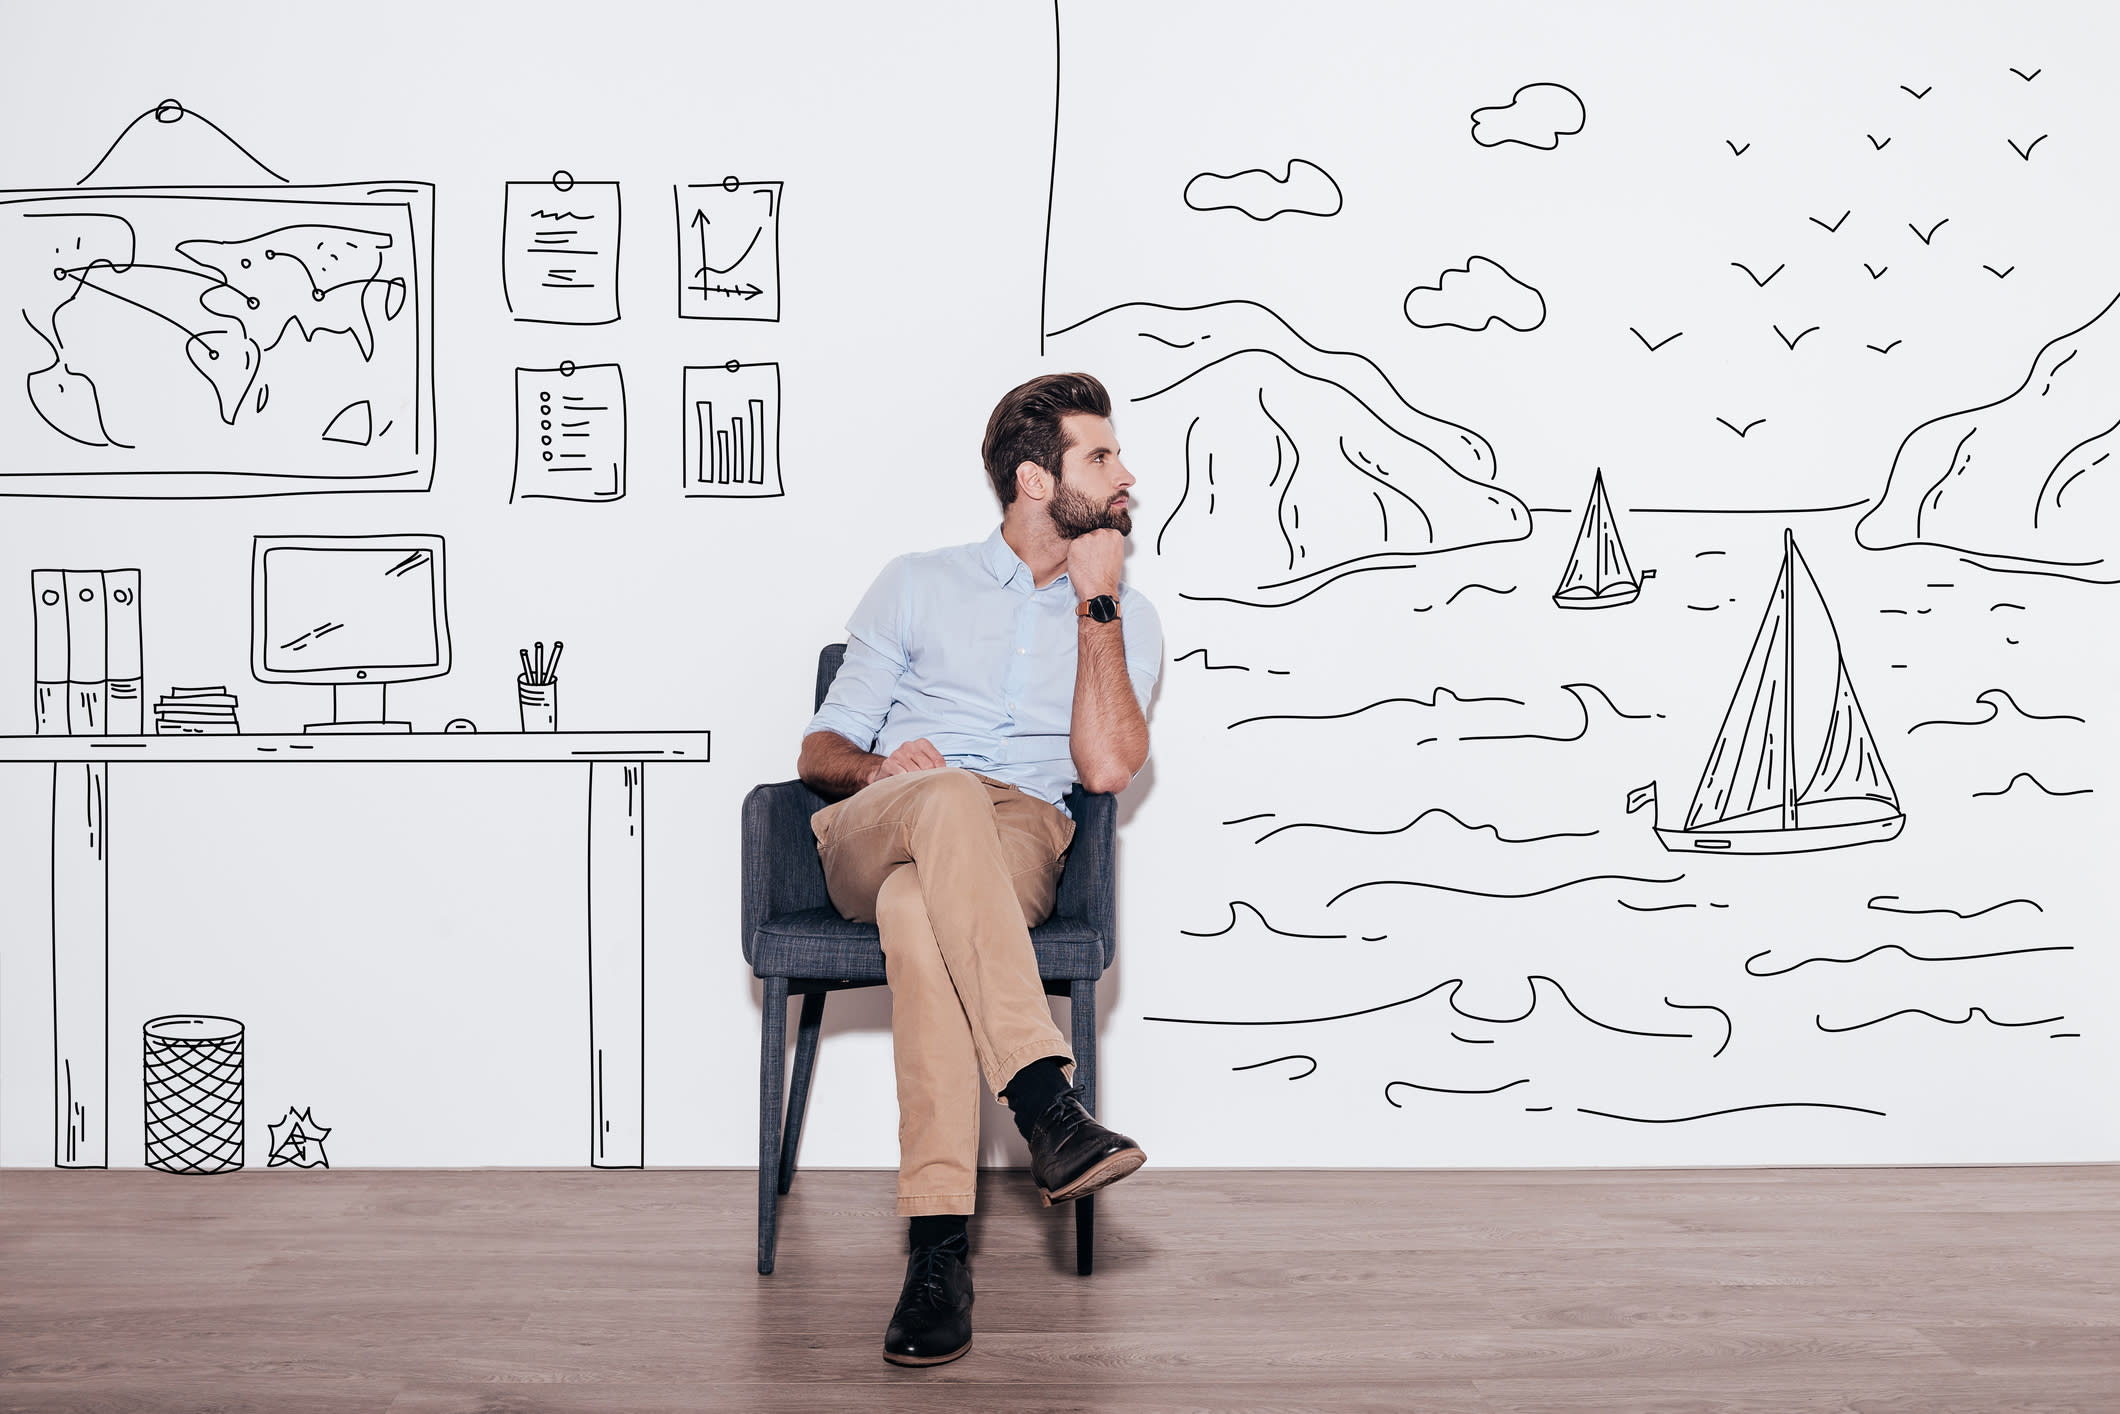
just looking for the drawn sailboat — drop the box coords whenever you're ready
[1552,469,1653,609]
[1631,530,1904,854]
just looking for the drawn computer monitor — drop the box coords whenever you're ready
[251,535,450,733]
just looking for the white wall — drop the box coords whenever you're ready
[1,0,2113,1170]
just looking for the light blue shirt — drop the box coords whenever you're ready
[806,526,1163,812]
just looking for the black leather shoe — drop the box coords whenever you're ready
[882,1235,973,1367]
[1025,1092,1146,1206]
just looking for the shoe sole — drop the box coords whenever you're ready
[1037,1144,1146,1206]
[883,1336,971,1367]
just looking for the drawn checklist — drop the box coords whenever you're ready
[512,362,627,503]
[503,172,622,325]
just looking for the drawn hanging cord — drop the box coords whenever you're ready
[77,99,288,186]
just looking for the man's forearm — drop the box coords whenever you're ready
[1070,620,1148,794]
[799,730,881,800]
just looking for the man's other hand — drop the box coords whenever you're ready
[1066,529,1125,601]
[871,737,948,783]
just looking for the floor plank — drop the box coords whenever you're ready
[2,1165,2115,1412]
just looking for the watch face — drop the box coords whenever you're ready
[1089,594,1119,623]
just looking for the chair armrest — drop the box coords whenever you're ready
[741,779,835,966]
[1054,786,1118,968]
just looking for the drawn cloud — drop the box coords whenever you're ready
[1470,83,1586,150]
[1404,257,1546,332]
[1183,159,1343,221]
[1047,299,1530,607]
[1856,289,2118,579]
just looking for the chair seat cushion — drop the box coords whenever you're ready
[751,907,1106,982]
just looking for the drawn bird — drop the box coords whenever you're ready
[1867,340,1902,354]
[1901,83,1932,98]
[1774,324,1821,350]
[1725,139,1751,156]
[1910,218,1949,245]
[1809,210,1851,233]
[1716,416,1766,437]
[2007,135,2048,161]
[1630,327,1682,351]
[1731,261,1784,287]
[2009,67,2041,81]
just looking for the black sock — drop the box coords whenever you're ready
[909,1213,967,1251]
[1001,1055,1071,1140]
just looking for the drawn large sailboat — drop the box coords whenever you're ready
[1552,469,1653,609]
[1632,530,1904,854]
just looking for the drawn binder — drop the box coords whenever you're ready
[105,569,143,734]
[62,571,107,735]
[32,570,67,734]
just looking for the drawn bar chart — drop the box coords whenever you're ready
[682,362,783,498]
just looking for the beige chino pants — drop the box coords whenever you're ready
[811,767,1077,1216]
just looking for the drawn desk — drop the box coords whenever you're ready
[1,731,711,1169]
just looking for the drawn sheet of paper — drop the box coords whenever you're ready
[503,176,621,324]
[512,362,626,502]
[682,362,782,497]
[674,181,782,321]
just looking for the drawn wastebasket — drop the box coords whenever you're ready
[143,1015,244,1173]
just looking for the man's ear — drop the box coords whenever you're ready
[1016,459,1052,503]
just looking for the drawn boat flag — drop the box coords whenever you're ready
[1644,531,1904,854]
[1625,782,1657,814]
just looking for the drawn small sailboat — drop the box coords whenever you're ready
[1630,529,1905,854]
[1552,469,1653,609]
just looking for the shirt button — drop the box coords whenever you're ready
[1018,648,1026,654]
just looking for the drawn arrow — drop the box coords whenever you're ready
[1864,263,1889,279]
[1630,327,1682,351]
[2007,135,2048,161]
[1774,324,1820,350]
[1716,416,1766,437]
[1984,264,2015,279]
[1910,218,1949,245]
[1731,261,1785,287]
[1725,139,1750,156]
[1900,84,1932,99]
[1809,210,1851,233]
[1868,340,1902,354]
[691,208,764,277]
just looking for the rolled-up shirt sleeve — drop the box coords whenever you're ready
[1119,586,1163,719]
[804,557,909,752]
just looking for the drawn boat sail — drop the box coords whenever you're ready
[1632,530,1905,854]
[1552,469,1653,609]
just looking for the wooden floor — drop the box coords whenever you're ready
[3,1166,2116,1412]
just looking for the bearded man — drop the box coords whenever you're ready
[798,371,1162,1366]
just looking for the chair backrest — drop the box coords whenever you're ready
[814,642,847,713]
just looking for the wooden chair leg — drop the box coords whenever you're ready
[1070,978,1098,1276]
[757,976,789,1275]
[779,991,826,1195]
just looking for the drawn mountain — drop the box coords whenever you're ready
[1856,290,2119,580]
[1049,300,1530,606]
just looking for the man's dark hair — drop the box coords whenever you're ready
[981,372,1112,507]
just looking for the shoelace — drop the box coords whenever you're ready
[904,1237,968,1309]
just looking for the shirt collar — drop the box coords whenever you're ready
[980,525,1049,593]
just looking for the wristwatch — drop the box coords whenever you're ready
[1076,594,1120,624]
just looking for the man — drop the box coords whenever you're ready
[798,371,1162,1366]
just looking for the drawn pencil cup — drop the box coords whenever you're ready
[518,673,558,732]
[142,1015,245,1175]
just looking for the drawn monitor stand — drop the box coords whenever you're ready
[502,171,621,325]
[1635,530,1904,854]
[675,178,781,321]
[683,362,782,497]
[251,534,450,732]
[1,101,435,498]
[512,361,627,502]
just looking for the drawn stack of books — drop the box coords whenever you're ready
[31,569,144,735]
[154,686,242,736]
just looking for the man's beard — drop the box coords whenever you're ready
[1050,475,1132,538]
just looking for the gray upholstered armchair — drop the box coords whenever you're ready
[741,643,1119,1275]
